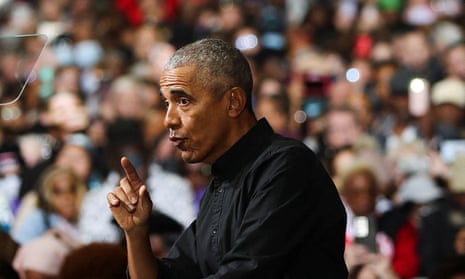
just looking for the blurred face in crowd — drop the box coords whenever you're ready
[330,148,357,191]
[371,41,394,62]
[389,94,410,122]
[345,93,373,130]
[398,31,431,70]
[444,44,465,80]
[220,3,243,33]
[328,79,353,107]
[342,168,378,216]
[105,76,148,121]
[133,24,160,60]
[149,42,176,82]
[373,62,397,104]
[54,66,81,94]
[160,66,234,164]
[55,144,92,182]
[325,108,363,149]
[256,77,283,97]
[46,171,81,222]
[45,91,89,133]
[255,95,289,134]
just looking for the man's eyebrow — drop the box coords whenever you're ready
[169,89,192,98]
[160,89,181,97]
[160,88,193,100]
[170,89,187,95]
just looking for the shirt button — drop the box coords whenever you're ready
[212,229,217,236]
[217,187,223,193]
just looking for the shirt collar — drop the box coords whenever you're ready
[211,118,274,180]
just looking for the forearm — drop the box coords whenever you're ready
[125,226,159,279]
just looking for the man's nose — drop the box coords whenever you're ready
[164,105,180,129]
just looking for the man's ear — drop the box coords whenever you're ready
[227,87,247,117]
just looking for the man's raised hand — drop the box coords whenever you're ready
[107,156,153,232]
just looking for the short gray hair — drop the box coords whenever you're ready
[164,38,253,102]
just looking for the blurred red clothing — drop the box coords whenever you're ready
[115,0,180,26]
[392,220,420,279]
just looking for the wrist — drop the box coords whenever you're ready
[125,224,150,239]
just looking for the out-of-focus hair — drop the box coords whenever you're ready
[37,165,87,219]
[58,243,127,279]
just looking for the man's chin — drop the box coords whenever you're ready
[180,151,198,164]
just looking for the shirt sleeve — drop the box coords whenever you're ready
[125,222,202,279]
[157,221,204,279]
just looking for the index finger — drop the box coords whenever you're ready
[121,156,143,188]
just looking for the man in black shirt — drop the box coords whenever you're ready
[107,38,348,278]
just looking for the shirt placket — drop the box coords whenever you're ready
[210,177,225,259]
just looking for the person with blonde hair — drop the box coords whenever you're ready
[11,165,87,245]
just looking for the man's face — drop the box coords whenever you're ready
[160,66,231,164]
[325,110,362,149]
[343,172,377,216]
[446,46,465,79]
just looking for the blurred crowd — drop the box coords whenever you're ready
[0,0,465,278]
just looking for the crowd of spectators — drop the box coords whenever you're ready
[0,0,465,278]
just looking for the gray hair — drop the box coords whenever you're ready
[164,38,253,104]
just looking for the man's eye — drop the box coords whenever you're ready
[178,98,190,105]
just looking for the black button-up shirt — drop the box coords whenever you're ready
[157,119,348,278]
